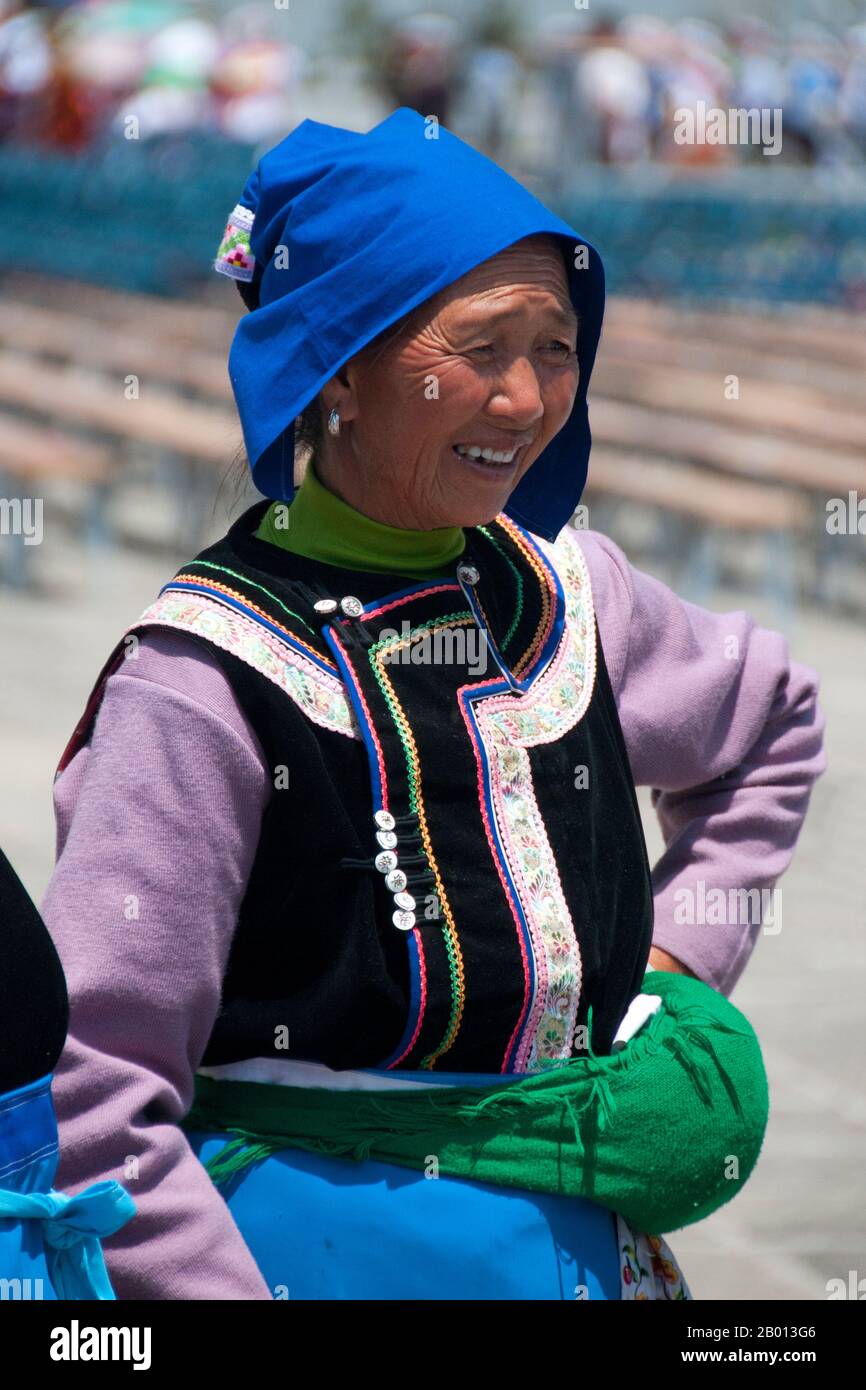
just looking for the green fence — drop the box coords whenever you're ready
[5,138,866,304]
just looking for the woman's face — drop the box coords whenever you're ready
[316,234,580,530]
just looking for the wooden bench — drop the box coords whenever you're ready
[607,297,866,370]
[589,396,866,498]
[591,358,866,454]
[1,277,862,613]
[600,320,866,401]
[4,272,236,349]
[583,447,812,613]
[0,302,232,402]
[0,351,241,563]
[0,410,114,587]
[0,353,238,460]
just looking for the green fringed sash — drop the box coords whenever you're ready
[183,971,769,1234]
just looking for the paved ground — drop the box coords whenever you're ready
[1,481,863,1302]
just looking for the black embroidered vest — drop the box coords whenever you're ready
[59,501,654,1072]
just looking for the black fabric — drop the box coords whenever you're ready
[66,502,655,1072]
[0,847,69,1091]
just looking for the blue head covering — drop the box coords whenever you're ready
[217,106,605,543]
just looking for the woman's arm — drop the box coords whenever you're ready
[578,528,826,994]
[41,630,274,1299]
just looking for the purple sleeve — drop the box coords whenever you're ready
[578,529,827,994]
[41,629,274,1300]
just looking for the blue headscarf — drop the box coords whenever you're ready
[216,106,605,543]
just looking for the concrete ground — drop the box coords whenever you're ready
[1,482,863,1301]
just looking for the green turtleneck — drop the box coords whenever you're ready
[254,461,465,578]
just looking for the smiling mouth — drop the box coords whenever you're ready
[451,442,527,472]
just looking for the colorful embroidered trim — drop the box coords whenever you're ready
[461,528,597,1071]
[325,627,389,809]
[214,202,256,282]
[477,524,524,651]
[134,590,357,739]
[167,574,333,668]
[615,1215,690,1300]
[186,560,319,637]
[368,616,473,1070]
[494,516,558,680]
[461,697,535,1072]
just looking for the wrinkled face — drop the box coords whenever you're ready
[316,234,580,530]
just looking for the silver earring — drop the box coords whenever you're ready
[327,407,341,436]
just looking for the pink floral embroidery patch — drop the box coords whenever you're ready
[214,203,256,283]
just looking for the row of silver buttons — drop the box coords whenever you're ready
[309,596,415,930]
[372,810,417,930]
[314,594,364,618]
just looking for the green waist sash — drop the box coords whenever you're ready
[183,971,769,1235]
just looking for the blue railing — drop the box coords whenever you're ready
[5,139,866,305]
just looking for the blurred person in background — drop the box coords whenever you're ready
[573,13,652,165]
[617,14,673,161]
[530,12,586,185]
[449,7,522,164]
[108,15,219,142]
[210,6,305,148]
[655,17,733,168]
[0,0,51,142]
[40,0,155,150]
[729,17,786,126]
[783,22,845,166]
[379,11,458,128]
[839,24,866,159]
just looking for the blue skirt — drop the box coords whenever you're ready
[187,1066,622,1301]
[0,1073,134,1301]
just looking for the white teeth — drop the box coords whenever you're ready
[455,443,517,463]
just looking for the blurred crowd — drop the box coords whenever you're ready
[2,0,866,169]
[0,0,306,149]
[533,12,866,169]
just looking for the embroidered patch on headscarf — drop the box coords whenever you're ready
[214,203,256,282]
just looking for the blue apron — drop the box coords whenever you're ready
[0,1073,135,1301]
[187,1067,622,1301]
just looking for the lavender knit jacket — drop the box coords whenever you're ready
[40,529,826,1300]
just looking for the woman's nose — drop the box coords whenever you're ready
[487,357,545,427]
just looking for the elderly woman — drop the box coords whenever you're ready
[42,108,824,1302]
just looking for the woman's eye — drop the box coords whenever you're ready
[545,340,574,355]
[468,343,495,355]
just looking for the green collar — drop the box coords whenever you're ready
[254,462,465,578]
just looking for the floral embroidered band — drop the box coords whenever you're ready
[214,203,256,283]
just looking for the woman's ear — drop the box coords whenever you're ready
[321,362,361,424]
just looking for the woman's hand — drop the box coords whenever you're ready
[647,945,695,977]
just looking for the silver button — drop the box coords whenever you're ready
[313,598,338,614]
[340,595,364,617]
[374,810,396,831]
[457,563,480,585]
[376,829,397,850]
[393,909,416,931]
[385,868,407,892]
[375,850,398,873]
[394,891,416,912]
